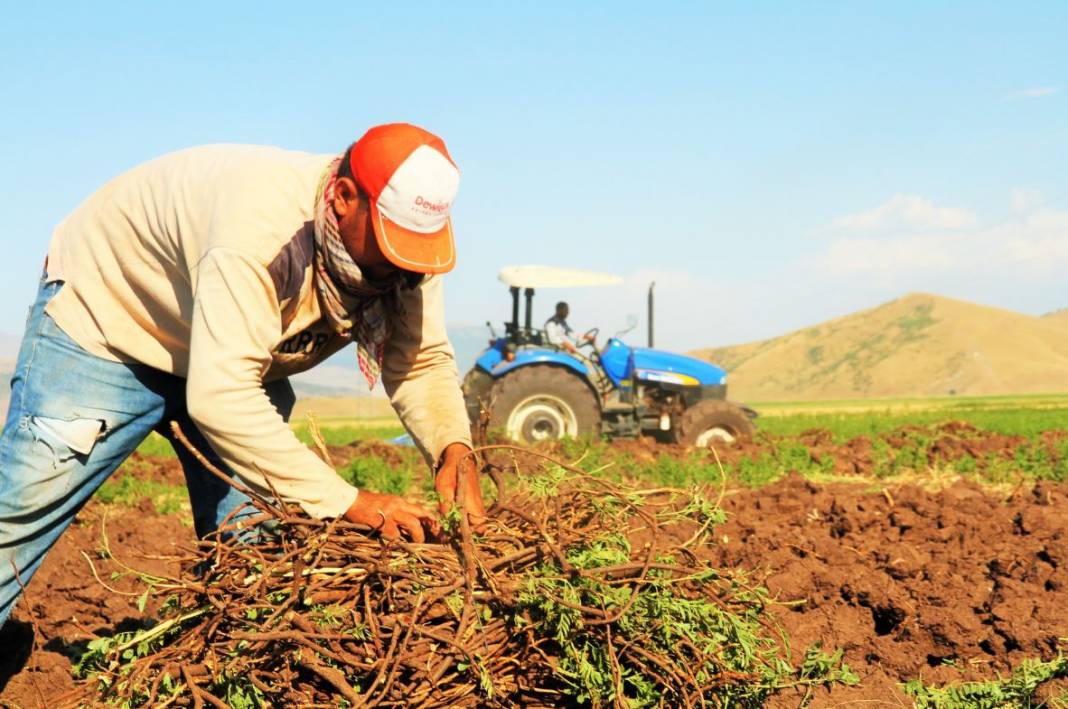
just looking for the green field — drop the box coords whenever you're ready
[100,392,1068,509]
[752,392,1068,438]
[297,393,1068,500]
[754,392,1068,414]
[290,392,1068,443]
[126,392,1068,460]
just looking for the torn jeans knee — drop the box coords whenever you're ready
[27,415,105,468]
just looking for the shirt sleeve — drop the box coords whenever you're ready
[381,275,472,467]
[185,248,359,519]
[545,320,564,346]
[545,319,575,347]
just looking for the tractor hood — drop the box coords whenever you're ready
[631,348,726,387]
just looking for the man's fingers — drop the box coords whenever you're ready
[433,457,494,534]
[398,500,436,523]
[380,513,425,543]
[436,469,457,497]
[393,511,425,544]
[349,492,439,543]
[396,501,438,543]
[424,514,442,540]
[380,519,401,540]
[436,483,456,514]
[459,472,489,533]
[461,469,485,506]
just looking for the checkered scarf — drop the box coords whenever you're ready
[313,157,407,389]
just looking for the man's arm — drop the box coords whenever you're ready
[185,249,434,538]
[545,320,578,353]
[381,276,486,526]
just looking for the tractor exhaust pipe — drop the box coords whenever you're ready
[647,281,655,348]
[509,286,520,336]
[524,288,535,336]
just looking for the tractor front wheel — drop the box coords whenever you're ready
[488,366,601,444]
[673,400,755,447]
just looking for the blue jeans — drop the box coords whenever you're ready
[0,277,294,627]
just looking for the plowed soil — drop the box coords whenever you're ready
[0,498,191,707]
[713,474,1068,706]
[3,430,1068,707]
[605,420,1068,478]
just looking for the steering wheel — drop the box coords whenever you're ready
[579,327,600,349]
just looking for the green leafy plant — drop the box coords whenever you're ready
[903,654,1068,708]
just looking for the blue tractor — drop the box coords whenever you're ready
[462,266,756,446]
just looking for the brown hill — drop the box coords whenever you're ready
[691,293,1068,401]
[1045,308,1068,323]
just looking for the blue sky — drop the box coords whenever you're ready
[1,2,1064,351]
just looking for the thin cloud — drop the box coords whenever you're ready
[1010,187,1044,213]
[1001,87,1060,102]
[831,194,976,232]
[820,201,1068,277]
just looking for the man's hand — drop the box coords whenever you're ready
[435,442,488,531]
[343,490,439,543]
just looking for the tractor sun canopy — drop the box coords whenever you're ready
[498,265,623,289]
[499,266,623,341]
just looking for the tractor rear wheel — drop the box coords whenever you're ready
[462,369,494,418]
[673,400,755,447]
[488,366,601,444]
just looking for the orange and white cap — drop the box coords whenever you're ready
[350,123,460,274]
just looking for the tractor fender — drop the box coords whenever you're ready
[488,350,590,379]
[736,403,760,420]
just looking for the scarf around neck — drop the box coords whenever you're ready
[313,157,408,389]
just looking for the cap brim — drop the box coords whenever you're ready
[371,206,456,275]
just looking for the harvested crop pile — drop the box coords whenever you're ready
[66,440,856,708]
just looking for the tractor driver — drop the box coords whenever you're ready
[0,123,488,631]
[544,301,594,354]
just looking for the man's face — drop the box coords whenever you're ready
[333,176,397,281]
[557,305,569,320]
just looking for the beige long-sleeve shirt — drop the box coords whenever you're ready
[44,144,472,519]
